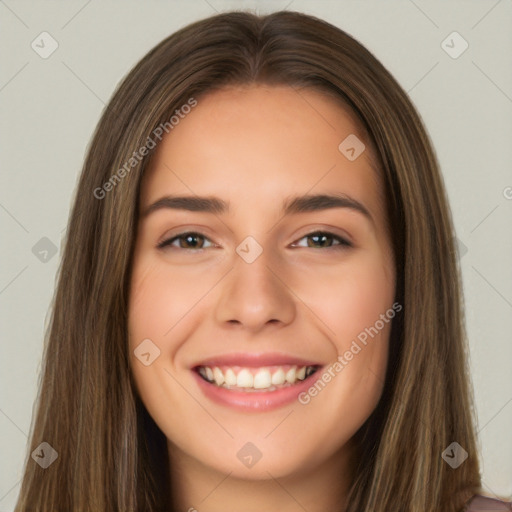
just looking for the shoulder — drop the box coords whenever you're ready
[465,495,512,511]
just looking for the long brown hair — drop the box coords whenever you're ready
[15,10,482,511]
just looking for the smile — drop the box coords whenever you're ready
[191,353,324,411]
[196,364,319,392]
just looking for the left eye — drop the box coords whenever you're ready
[292,231,352,250]
[157,231,352,251]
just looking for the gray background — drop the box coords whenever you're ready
[1,0,511,509]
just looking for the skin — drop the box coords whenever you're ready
[128,85,396,512]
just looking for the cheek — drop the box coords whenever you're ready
[294,250,395,344]
[294,250,394,402]
[127,258,202,422]
[128,257,208,351]
[127,259,183,398]
[127,255,224,406]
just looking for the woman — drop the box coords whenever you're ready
[14,10,510,512]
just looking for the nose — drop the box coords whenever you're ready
[214,245,296,333]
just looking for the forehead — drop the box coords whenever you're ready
[140,85,384,219]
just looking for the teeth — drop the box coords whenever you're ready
[285,367,296,383]
[213,367,224,386]
[197,364,317,391]
[224,368,237,386]
[253,369,272,389]
[236,369,253,388]
[271,368,285,386]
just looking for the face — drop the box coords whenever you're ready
[128,85,396,480]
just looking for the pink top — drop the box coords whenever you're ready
[466,495,512,511]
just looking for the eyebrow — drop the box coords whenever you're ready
[141,193,372,221]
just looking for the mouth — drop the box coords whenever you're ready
[190,353,324,411]
[194,364,321,392]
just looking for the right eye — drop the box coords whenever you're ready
[157,231,215,251]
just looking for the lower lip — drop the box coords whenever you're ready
[192,369,322,412]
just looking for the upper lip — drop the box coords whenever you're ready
[192,352,322,369]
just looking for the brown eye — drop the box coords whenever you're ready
[294,231,352,250]
[157,232,213,250]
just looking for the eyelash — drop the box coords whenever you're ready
[157,231,353,251]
